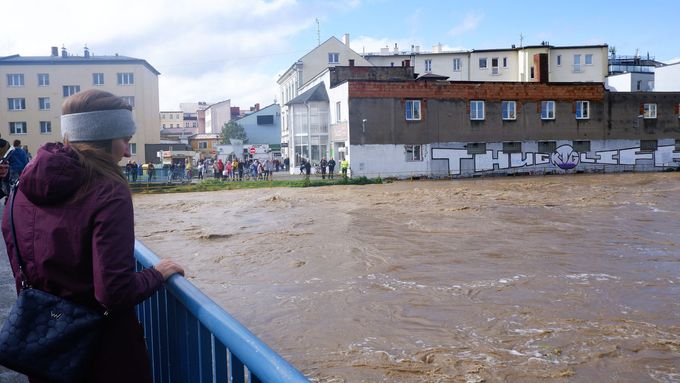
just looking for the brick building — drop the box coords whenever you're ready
[291,65,680,178]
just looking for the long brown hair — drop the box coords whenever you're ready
[62,90,131,194]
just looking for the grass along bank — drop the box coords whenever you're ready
[130,176,385,194]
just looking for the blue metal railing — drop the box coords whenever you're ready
[134,240,309,383]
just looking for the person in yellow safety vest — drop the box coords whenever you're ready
[340,158,349,177]
[185,160,192,180]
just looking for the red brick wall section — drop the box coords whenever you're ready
[348,81,605,102]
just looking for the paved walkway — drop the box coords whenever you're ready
[0,207,28,382]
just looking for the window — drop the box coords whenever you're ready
[39,97,50,110]
[38,73,49,86]
[479,58,487,69]
[643,103,657,119]
[9,122,27,134]
[640,140,658,152]
[453,58,462,71]
[128,143,137,155]
[538,141,557,153]
[162,124,166,129]
[405,145,423,161]
[530,66,535,79]
[257,115,274,125]
[503,142,522,153]
[541,101,556,120]
[405,100,421,120]
[93,73,104,85]
[575,101,590,119]
[117,72,134,85]
[7,74,24,87]
[466,143,486,155]
[470,100,485,120]
[573,54,582,72]
[424,59,432,72]
[40,121,52,134]
[121,96,135,108]
[336,101,341,122]
[573,140,590,153]
[491,57,499,75]
[502,57,508,68]
[328,52,339,64]
[8,98,26,111]
[502,101,516,120]
[556,55,562,66]
[63,85,80,97]
[585,54,593,65]
[199,142,208,149]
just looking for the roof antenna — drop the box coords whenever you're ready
[316,18,320,46]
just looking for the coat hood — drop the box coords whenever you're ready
[19,143,86,205]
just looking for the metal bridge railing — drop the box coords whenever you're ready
[134,240,309,383]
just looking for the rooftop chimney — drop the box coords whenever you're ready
[51,46,58,57]
[61,46,67,58]
[342,33,350,46]
[394,43,399,53]
[84,46,90,58]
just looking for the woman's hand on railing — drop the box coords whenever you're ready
[154,259,185,281]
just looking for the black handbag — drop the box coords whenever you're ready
[0,184,106,383]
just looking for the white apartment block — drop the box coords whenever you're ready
[0,46,160,164]
[363,43,609,83]
[653,62,680,91]
[203,99,230,134]
[277,35,371,159]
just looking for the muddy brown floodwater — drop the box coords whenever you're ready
[134,173,680,383]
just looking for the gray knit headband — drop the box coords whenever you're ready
[61,109,136,142]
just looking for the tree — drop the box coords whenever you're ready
[221,121,248,144]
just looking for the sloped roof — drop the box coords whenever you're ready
[416,72,450,81]
[287,82,328,105]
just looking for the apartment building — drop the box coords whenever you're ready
[204,99,231,134]
[0,46,160,164]
[277,35,371,159]
[363,42,609,83]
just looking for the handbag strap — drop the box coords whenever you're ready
[8,182,31,289]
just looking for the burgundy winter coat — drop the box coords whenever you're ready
[1,143,164,383]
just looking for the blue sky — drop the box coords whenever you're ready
[2,0,678,110]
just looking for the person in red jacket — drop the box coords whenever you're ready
[1,89,184,383]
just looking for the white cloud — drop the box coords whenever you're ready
[1,0,315,109]
[447,12,484,37]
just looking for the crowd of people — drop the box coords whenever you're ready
[298,157,349,179]
[123,155,350,183]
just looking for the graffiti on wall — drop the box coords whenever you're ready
[432,144,680,175]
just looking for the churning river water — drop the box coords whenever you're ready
[134,173,680,383]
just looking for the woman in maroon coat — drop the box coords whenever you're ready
[1,89,184,382]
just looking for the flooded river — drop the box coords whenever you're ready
[134,173,680,382]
